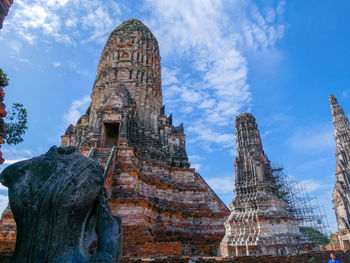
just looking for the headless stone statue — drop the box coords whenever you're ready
[0,146,122,263]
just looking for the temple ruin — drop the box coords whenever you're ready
[0,18,336,260]
[220,113,305,257]
[60,18,229,257]
[0,19,230,257]
[328,94,350,249]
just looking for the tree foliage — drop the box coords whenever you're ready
[5,103,28,145]
[0,68,9,82]
[300,226,330,246]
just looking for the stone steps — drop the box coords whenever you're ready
[93,150,111,166]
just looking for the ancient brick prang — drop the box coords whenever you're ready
[0,0,13,29]
[328,94,350,249]
[220,113,305,257]
[0,18,230,258]
[61,19,189,168]
[1,19,220,258]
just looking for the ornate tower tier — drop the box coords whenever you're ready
[61,19,189,168]
[220,113,304,257]
[329,95,350,249]
[94,19,162,133]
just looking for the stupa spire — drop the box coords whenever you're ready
[329,95,350,232]
[220,112,304,257]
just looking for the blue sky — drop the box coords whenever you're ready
[0,0,349,233]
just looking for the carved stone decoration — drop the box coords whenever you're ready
[0,146,122,263]
[328,95,350,249]
[220,113,304,257]
[0,19,230,258]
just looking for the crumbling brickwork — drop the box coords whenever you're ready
[220,113,305,257]
[0,207,15,255]
[0,250,350,263]
[0,0,13,29]
[0,19,229,258]
[328,94,350,249]
[63,18,229,257]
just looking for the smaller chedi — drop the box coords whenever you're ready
[220,113,305,257]
[0,146,122,263]
[328,95,350,249]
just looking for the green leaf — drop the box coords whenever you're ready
[5,103,28,145]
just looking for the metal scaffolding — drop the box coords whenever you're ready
[271,164,331,245]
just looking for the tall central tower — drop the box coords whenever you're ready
[220,113,304,257]
[95,19,162,133]
[61,19,189,167]
[58,19,230,257]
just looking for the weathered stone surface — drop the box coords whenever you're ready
[0,19,229,258]
[59,19,230,257]
[328,94,350,249]
[0,146,122,262]
[1,250,350,263]
[220,113,305,257]
[60,19,189,169]
[0,206,15,256]
[0,0,13,29]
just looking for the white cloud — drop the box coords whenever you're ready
[298,157,331,171]
[0,185,7,191]
[80,4,121,43]
[189,155,202,163]
[64,95,91,125]
[300,179,325,193]
[205,176,234,194]
[19,58,30,64]
[192,163,202,171]
[145,0,285,150]
[342,90,350,98]
[287,123,334,152]
[187,122,234,148]
[189,155,203,171]
[53,62,61,68]
[2,148,32,156]
[0,195,8,216]
[162,67,180,86]
[3,158,28,165]
[2,0,286,154]
[65,18,78,28]
[69,61,89,77]
[3,0,122,45]
[9,40,21,54]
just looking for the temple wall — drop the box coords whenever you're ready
[110,146,229,257]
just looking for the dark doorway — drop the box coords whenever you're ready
[103,122,120,148]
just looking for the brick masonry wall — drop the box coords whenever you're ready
[0,250,349,263]
[121,250,350,263]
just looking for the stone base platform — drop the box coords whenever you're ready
[120,250,350,263]
[0,250,349,262]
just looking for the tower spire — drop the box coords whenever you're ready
[220,112,304,257]
[329,95,350,234]
[329,94,349,133]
